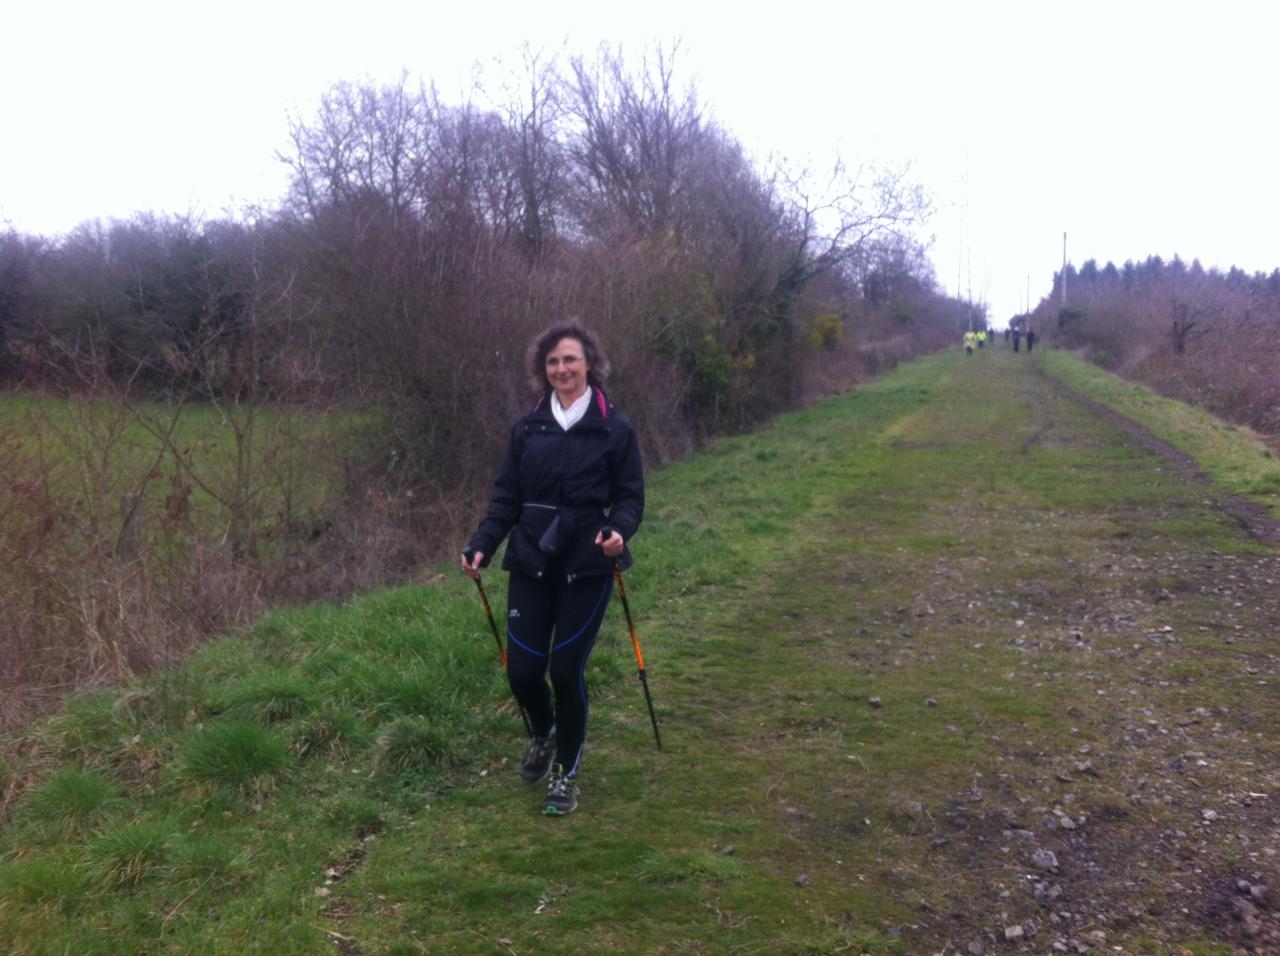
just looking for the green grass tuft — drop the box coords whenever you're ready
[210,670,316,724]
[87,820,173,888]
[170,833,242,880]
[182,722,289,786]
[370,715,461,777]
[634,847,745,884]
[0,855,92,910]
[290,706,367,758]
[17,768,119,837]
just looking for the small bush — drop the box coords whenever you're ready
[806,314,844,349]
[1090,348,1119,369]
[183,722,289,786]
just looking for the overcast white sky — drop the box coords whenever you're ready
[3,0,1278,323]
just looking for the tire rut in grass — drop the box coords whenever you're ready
[1038,361,1280,546]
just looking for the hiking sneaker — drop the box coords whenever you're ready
[543,765,579,816]
[520,734,556,783]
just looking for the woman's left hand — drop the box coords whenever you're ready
[595,529,625,558]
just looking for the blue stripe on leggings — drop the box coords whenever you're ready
[507,626,547,658]
[552,577,613,651]
[566,624,601,779]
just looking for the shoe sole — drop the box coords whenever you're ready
[543,803,577,816]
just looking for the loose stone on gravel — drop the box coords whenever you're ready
[1031,848,1060,872]
[1234,897,1262,936]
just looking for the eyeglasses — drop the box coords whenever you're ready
[545,355,584,369]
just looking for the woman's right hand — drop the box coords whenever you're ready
[460,550,485,580]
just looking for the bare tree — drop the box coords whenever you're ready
[565,43,703,240]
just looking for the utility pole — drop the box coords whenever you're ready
[1024,272,1034,335]
[966,245,973,331]
[1061,231,1068,309]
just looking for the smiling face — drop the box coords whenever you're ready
[545,336,590,406]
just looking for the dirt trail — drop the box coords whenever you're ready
[690,348,1280,954]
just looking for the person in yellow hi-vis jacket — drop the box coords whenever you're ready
[963,330,977,355]
[977,329,987,349]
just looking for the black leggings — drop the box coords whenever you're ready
[505,568,614,778]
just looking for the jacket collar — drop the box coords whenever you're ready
[530,386,611,423]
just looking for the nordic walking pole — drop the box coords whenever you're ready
[612,563,662,750]
[473,576,532,738]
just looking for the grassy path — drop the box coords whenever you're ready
[3,348,1279,954]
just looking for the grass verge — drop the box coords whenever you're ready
[1038,349,1280,518]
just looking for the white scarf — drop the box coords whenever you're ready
[552,386,592,431]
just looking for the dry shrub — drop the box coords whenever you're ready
[1243,372,1280,436]
[1043,261,1280,446]
[271,489,463,602]
[0,399,318,728]
[0,462,264,728]
[854,334,915,379]
[797,348,862,408]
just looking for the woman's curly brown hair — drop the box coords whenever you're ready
[527,322,610,393]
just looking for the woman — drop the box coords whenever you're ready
[461,323,644,816]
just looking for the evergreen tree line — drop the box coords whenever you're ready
[1038,254,1280,438]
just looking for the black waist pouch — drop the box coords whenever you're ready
[537,512,574,556]
[521,504,604,557]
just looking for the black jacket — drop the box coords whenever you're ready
[467,387,644,582]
